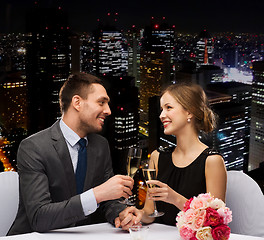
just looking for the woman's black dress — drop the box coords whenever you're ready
[155,148,220,226]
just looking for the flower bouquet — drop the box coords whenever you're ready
[176,193,232,240]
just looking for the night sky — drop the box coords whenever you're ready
[1,0,264,34]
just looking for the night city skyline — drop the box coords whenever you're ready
[1,0,264,192]
[1,0,264,34]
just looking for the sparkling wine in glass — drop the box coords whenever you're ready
[120,147,142,205]
[127,155,141,178]
[143,159,164,217]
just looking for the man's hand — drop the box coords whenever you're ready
[93,175,134,203]
[114,207,143,231]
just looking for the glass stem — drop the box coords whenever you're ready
[153,200,158,212]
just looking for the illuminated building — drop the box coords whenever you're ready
[80,33,94,73]
[248,61,264,171]
[106,77,139,151]
[126,26,142,87]
[103,76,139,174]
[197,65,224,88]
[90,19,140,174]
[206,83,251,171]
[0,138,15,172]
[142,18,175,80]
[93,25,128,77]
[175,62,223,88]
[196,29,214,67]
[139,51,170,132]
[204,83,251,170]
[25,4,71,134]
[0,33,26,72]
[174,33,199,62]
[139,20,174,138]
[113,110,138,151]
[0,72,28,170]
[85,18,140,174]
[0,72,27,130]
[209,101,248,170]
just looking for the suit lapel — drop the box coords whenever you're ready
[51,121,77,196]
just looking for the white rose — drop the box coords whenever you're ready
[176,211,185,229]
[209,198,225,209]
[196,227,213,240]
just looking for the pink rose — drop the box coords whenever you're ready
[192,210,206,231]
[183,197,193,212]
[185,209,197,224]
[179,224,196,240]
[204,207,223,227]
[217,207,232,225]
[198,193,213,202]
[190,197,208,210]
[211,225,231,240]
[176,193,232,240]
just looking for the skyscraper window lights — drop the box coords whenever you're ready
[3,82,26,88]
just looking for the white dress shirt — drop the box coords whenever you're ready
[59,119,98,216]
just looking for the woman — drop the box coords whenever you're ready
[141,82,227,226]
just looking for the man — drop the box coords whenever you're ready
[8,73,142,235]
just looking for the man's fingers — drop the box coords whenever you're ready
[120,186,132,199]
[121,192,130,199]
[122,179,134,190]
[122,175,134,180]
[115,217,121,228]
[118,174,134,183]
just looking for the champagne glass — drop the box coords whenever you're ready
[119,147,142,205]
[143,158,164,217]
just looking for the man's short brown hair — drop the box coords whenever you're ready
[59,73,103,113]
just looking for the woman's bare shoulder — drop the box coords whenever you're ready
[151,150,159,158]
[206,154,225,167]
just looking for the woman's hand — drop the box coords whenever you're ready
[146,180,176,205]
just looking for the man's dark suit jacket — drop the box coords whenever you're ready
[8,121,126,235]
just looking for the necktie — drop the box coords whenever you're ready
[75,138,87,194]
